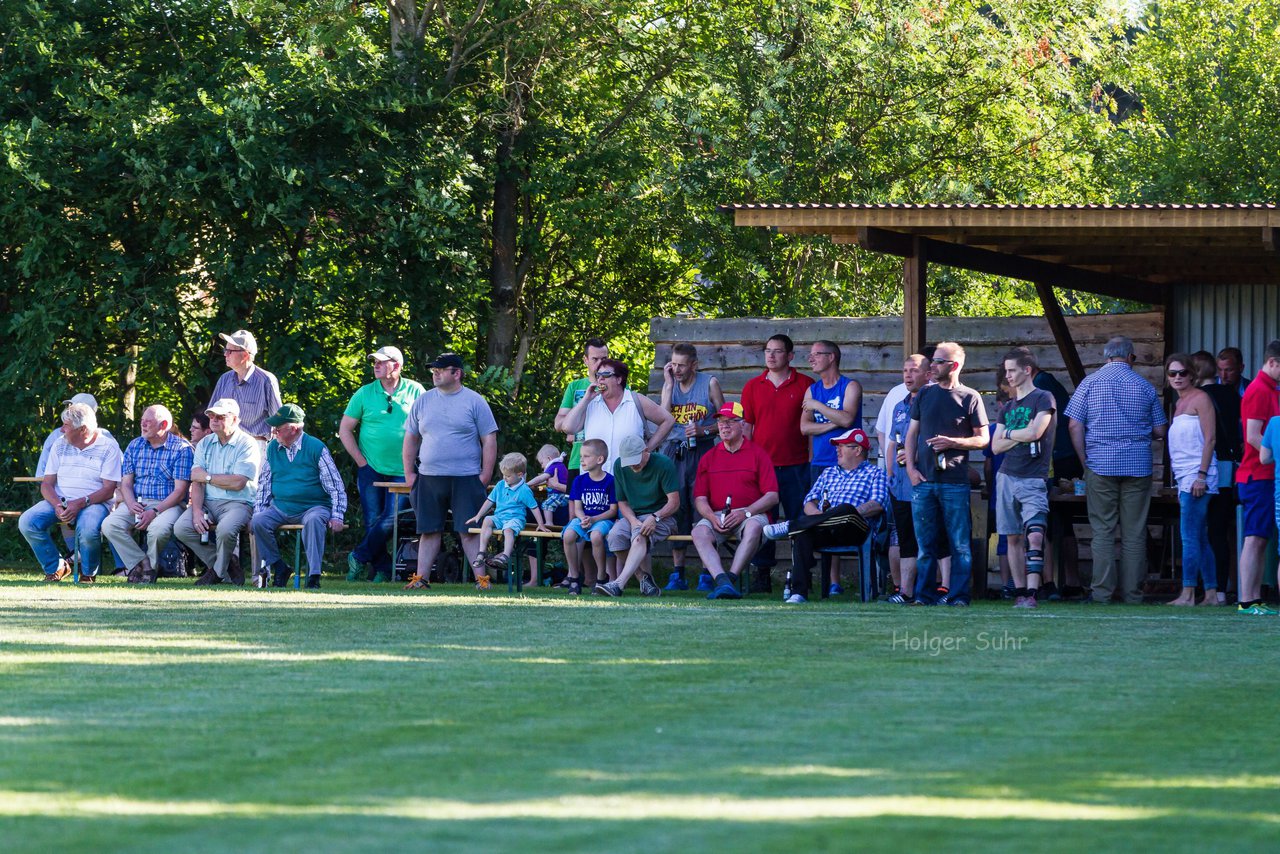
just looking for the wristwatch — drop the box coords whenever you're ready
[744,511,753,519]
[205,473,213,484]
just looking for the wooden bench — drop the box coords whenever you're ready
[466,525,694,592]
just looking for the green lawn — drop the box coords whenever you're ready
[0,569,1275,852]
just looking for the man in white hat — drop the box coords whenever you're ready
[208,329,281,442]
[19,402,123,582]
[173,398,261,585]
[339,346,424,582]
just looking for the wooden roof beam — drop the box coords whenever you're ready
[854,228,1161,304]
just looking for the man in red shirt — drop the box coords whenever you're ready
[1235,340,1280,614]
[741,333,813,592]
[690,402,779,600]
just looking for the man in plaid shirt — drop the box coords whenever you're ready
[101,404,194,584]
[1065,335,1168,604]
[764,428,888,604]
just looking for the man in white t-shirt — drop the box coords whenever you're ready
[19,402,123,582]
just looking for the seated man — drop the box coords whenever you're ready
[764,428,888,604]
[252,404,347,589]
[690,402,779,600]
[174,399,261,585]
[19,402,123,582]
[101,404,194,584]
[594,434,680,597]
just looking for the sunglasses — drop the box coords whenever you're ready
[596,371,616,379]
[930,357,954,365]
[223,347,246,354]
[385,393,394,414]
[1167,369,1189,378]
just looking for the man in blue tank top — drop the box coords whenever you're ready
[801,340,863,596]
[251,404,348,589]
[659,343,724,590]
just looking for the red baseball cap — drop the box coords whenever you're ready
[830,428,870,450]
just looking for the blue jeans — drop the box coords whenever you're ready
[911,482,972,603]
[19,500,110,577]
[752,463,812,568]
[352,466,406,573]
[1178,490,1216,588]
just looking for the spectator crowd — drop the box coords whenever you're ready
[17,328,1280,614]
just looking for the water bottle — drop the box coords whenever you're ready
[783,570,793,601]
[1029,439,1042,459]
[687,423,697,450]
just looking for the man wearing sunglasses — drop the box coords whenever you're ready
[1064,335,1168,605]
[209,329,282,444]
[340,346,425,582]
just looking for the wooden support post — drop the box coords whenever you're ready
[1034,281,1086,387]
[903,237,927,357]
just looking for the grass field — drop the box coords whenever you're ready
[1,568,1277,852]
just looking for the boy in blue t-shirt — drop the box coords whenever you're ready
[1258,415,1280,536]
[561,438,617,595]
[465,452,547,589]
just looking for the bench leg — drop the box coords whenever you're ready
[294,532,302,590]
[536,537,546,588]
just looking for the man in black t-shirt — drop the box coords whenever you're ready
[904,341,989,605]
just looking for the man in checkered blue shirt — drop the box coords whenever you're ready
[763,428,888,603]
[1065,335,1168,604]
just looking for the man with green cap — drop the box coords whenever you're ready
[251,404,347,588]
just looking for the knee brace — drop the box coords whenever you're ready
[1025,512,1047,574]
[1024,512,1048,544]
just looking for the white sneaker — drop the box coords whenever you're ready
[763,521,790,541]
[784,593,807,604]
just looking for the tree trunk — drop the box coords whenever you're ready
[120,344,139,430]
[486,123,520,370]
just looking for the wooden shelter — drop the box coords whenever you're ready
[721,202,1280,382]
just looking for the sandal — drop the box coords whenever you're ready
[485,553,509,570]
[403,574,430,590]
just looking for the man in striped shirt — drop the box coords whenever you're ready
[252,404,347,589]
[209,329,282,441]
[101,404,194,584]
[19,402,123,582]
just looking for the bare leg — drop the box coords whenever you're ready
[563,529,582,578]
[939,555,952,589]
[1239,535,1267,603]
[614,535,652,587]
[1007,533,1026,589]
[415,533,442,580]
[589,531,608,580]
[900,557,917,600]
[888,544,902,590]
[502,528,516,558]
[691,525,725,578]
[728,520,765,577]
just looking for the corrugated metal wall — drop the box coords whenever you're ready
[1172,284,1280,369]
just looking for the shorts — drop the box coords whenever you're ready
[411,474,486,535]
[607,514,677,553]
[693,514,766,547]
[492,516,526,533]
[890,495,950,561]
[563,517,614,541]
[995,472,1050,536]
[1238,478,1277,540]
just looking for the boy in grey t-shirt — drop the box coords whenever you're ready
[991,348,1057,608]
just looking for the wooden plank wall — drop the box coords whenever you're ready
[646,311,1166,457]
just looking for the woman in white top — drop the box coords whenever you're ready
[1165,353,1220,606]
[560,358,677,474]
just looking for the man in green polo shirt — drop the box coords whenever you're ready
[252,404,348,589]
[339,346,425,582]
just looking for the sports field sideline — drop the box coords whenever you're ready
[0,572,1275,852]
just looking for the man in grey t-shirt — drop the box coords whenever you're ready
[992,347,1056,609]
[401,353,499,590]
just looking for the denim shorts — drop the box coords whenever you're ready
[563,517,614,541]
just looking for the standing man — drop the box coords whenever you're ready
[553,337,610,482]
[991,349,1056,609]
[401,353,499,591]
[594,435,680,597]
[690,402,778,600]
[1217,347,1246,399]
[801,340,862,596]
[19,402,122,582]
[209,329,282,442]
[659,342,724,591]
[741,333,813,593]
[101,405,194,584]
[884,354,930,603]
[904,341,989,606]
[173,399,261,586]
[340,345,425,582]
[1233,340,1280,614]
[253,405,348,589]
[1064,336,1168,605]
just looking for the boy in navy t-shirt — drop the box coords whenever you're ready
[561,438,617,595]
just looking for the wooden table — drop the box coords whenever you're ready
[372,481,411,580]
[1049,485,1182,592]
